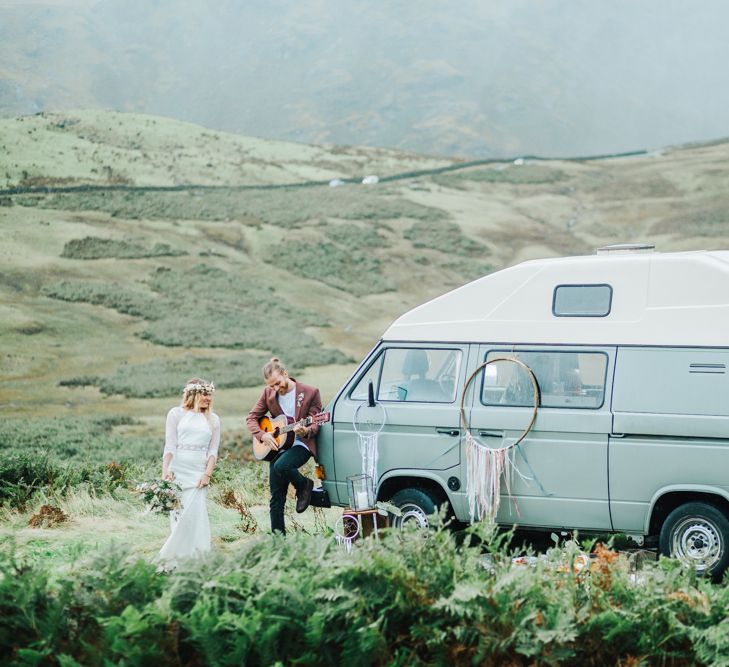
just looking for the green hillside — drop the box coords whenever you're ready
[2,111,729,438]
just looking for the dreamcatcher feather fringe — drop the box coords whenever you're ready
[466,433,518,522]
[358,433,379,488]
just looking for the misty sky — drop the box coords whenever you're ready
[1,0,728,157]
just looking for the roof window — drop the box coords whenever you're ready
[553,284,612,317]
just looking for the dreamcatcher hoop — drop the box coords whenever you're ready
[334,513,360,553]
[352,402,387,436]
[459,356,540,448]
[459,356,541,521]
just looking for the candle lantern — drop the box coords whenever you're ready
[347,474,375,511]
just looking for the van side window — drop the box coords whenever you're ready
[349,356,383,401]
[377,348,462,403]
[553,284,612,317]
[482,351,608,409]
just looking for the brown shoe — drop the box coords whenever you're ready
[296,478,314,513]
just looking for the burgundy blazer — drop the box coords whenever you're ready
[246,379,323,461]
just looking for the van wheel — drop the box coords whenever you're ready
[390,488,438,530]
[659,502,729,579]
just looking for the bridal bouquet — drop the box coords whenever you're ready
[134,479,182,514]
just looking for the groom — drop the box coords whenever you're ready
[246,357,322,534]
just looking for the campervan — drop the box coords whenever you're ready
[317,245,729,577]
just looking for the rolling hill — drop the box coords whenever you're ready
[1,110,729,440]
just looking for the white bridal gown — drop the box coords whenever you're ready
[157,407,220,568]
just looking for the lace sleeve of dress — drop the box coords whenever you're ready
[163,407,181,457]
[208,414,221,461]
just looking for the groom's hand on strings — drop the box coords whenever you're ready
[262,432,279,451]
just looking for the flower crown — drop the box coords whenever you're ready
[184,381,215,394]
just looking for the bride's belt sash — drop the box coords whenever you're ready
[177,444,209,452]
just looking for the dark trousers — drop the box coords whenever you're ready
[269,446,311,534]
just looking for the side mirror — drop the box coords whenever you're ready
[367,380,376,408]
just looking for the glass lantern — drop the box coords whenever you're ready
[346,474,375,511]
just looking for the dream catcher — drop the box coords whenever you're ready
[460,357,540,522]
[352,399,386,490]
[334,513,360,553]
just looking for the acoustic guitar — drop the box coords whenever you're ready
[252,411,331,462]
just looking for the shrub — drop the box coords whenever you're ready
[44,264,352,362]
[322,222,390,249]
[405,220,488,258]
[272,240,393,296]
[1,524,727,665]
[43,280,160,319]
[0,417,156,464]
[0,453,137,509]
[434,165,568,188]
[61,346,351,399]
[23,186,447,228]
[61,236,187,260]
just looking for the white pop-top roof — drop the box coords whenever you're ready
[384,249,729,347]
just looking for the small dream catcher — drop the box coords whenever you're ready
[334,513,360,553]
[460,357,540,522]
[352,400,386,490]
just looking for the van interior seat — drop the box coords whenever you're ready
[401,349,430,378]
[392,349,451,401]
[401,378,448,402]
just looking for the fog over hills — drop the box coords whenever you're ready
[2,0,729,157]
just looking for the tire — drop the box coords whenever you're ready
[390,488,439,530]
[659,501,729,579]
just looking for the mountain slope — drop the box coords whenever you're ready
[1,111,728,424]
[2,1,728,157]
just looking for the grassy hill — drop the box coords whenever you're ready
[2,110,729,444]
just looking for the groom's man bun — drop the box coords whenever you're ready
[263,357,287,380]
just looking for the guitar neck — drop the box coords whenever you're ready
[279,418,308,435]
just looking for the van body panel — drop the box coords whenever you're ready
[613,346,729,408]
[384,251,729,347]
[612,413,729,439]
[317,420,337,501]
[609,436,729,531]
[465,345,616,530]
[644,484,729,534]
[330,342,470,505]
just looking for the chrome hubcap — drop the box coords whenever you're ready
[396,503,429,530]
[671,517,723,573]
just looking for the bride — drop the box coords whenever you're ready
[158,377,220,568]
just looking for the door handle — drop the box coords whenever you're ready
[478,430,504,438]
[436,428,460,437]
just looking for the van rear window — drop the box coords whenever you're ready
[481,350,608,409]
[553,284,612,317]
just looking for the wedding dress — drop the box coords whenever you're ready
[157,407,220,568]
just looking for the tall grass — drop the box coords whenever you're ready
[0,417,155,463]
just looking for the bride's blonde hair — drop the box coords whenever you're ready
[182,377,214,425]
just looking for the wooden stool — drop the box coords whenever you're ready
[343,508,389,539]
